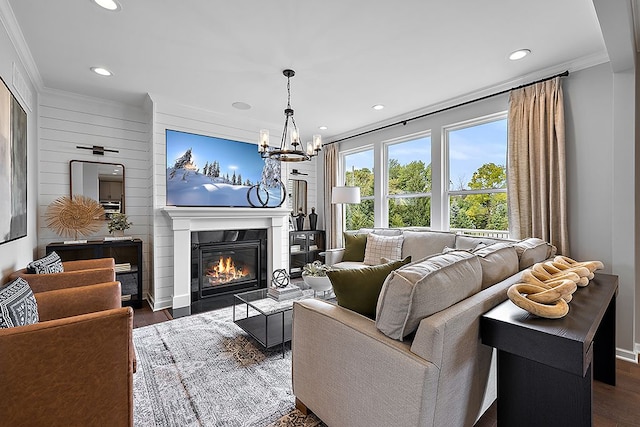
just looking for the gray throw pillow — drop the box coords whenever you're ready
[0,277,39,328]
[376,250,482,340]
[472,242,519,289]
[514,238,555,270]
[26,251,64,274]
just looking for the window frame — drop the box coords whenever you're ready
[383,131,432,228]
[443,111,508,232]
[339,145,375,230]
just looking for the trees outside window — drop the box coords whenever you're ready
[343,149,374,230]
[386,135,431,227]
[447,115,508,232]
[338,112,508,235]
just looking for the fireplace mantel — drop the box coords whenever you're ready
[163,206,291,316]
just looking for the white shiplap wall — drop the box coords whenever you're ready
[148,95,318,310]
[37,90,151,296]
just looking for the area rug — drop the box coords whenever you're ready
[133,305,324,426]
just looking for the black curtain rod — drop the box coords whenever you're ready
[326,70,569,145]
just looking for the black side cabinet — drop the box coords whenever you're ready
[289,230,325,278]
[46,239,143,308]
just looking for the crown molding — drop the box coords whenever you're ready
[327,51,610,144]
[40,86,147,114]
[0,0,43,91]
[633,0,640,51]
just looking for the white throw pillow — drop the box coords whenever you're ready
[363,233,404,266]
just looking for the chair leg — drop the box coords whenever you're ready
[295,397,309,415]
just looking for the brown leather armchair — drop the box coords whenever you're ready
[0,280,134,427]
[8,258,116,293]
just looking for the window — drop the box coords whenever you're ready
[342,149,374,230]
[337,108,509,237]
[446,114,508,233]
[386,134,431,227]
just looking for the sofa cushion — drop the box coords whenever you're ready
[331,261,371,270]
[363,233,404,266]
[514,237,554,270]
[26,251,64,274]
[327,257,412,319]
[401,230,456,262]
[342,233,367,262]
[454,235,503,251]
[0,277,39,328]
[376,251,482,340]
[359,228,403,236]
[472,242,519,289]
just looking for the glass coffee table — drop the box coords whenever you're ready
[233,288,312,357]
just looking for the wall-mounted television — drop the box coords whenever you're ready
[165,129,283,208]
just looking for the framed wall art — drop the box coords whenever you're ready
[0,76,27,245]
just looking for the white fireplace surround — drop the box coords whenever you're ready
[163,206,291,311]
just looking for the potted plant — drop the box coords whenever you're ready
[107,212,132,236]
[302,260,333,294]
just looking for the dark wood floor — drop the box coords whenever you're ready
[133,303,640,426]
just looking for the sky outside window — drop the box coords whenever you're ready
[448,118,507,190]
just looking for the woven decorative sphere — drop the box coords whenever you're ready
[271,269,290,288]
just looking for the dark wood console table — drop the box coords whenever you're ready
[481,272,618,427]
[46,239,143,308]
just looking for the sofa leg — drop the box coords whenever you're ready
[295,398,309,415]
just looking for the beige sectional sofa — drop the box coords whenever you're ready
[292,229,555,427]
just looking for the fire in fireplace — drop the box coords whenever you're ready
[206,256,250,285]
[191,229,267,300]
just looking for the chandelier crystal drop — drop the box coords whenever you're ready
[259,69,321,162]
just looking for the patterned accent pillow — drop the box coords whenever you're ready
[26,251,64,274]
[0,277,39,328]
[363,233,404,266]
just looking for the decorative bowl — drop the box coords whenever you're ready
[302,273,333,293]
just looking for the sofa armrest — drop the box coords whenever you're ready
[292,299,439,427]
[35,281,122,322]
[0,307,134,427]
[323,248,345,266]
[9,268,116,293]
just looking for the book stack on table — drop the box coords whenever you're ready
[268,284,303,301]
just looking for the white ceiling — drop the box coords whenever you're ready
[7,0,608,140]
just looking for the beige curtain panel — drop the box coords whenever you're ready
[323,143,340,249]
[507,76,570,255]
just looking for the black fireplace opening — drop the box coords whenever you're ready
[191,229,267,301]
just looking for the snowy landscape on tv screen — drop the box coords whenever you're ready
[166,130,282,207]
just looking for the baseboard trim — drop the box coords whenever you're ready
[616,346,638,363]
[149,293,172,312]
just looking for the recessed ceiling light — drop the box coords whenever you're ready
[92,0,121,11]
[372,104,385,110]
[232,102,252,110]
[318,126,328,130]
[91,67,113,76]
[509,49,531,61]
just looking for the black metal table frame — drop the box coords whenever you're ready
[232,291,294,357]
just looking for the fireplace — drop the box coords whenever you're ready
[191,229,267,300]
[163,206,290,316]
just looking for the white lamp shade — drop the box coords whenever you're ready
[331,186,361,204]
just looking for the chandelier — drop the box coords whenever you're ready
[259,69,321,162]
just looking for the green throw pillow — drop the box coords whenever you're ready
[342,233,367,262]
[327,256,412,319]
